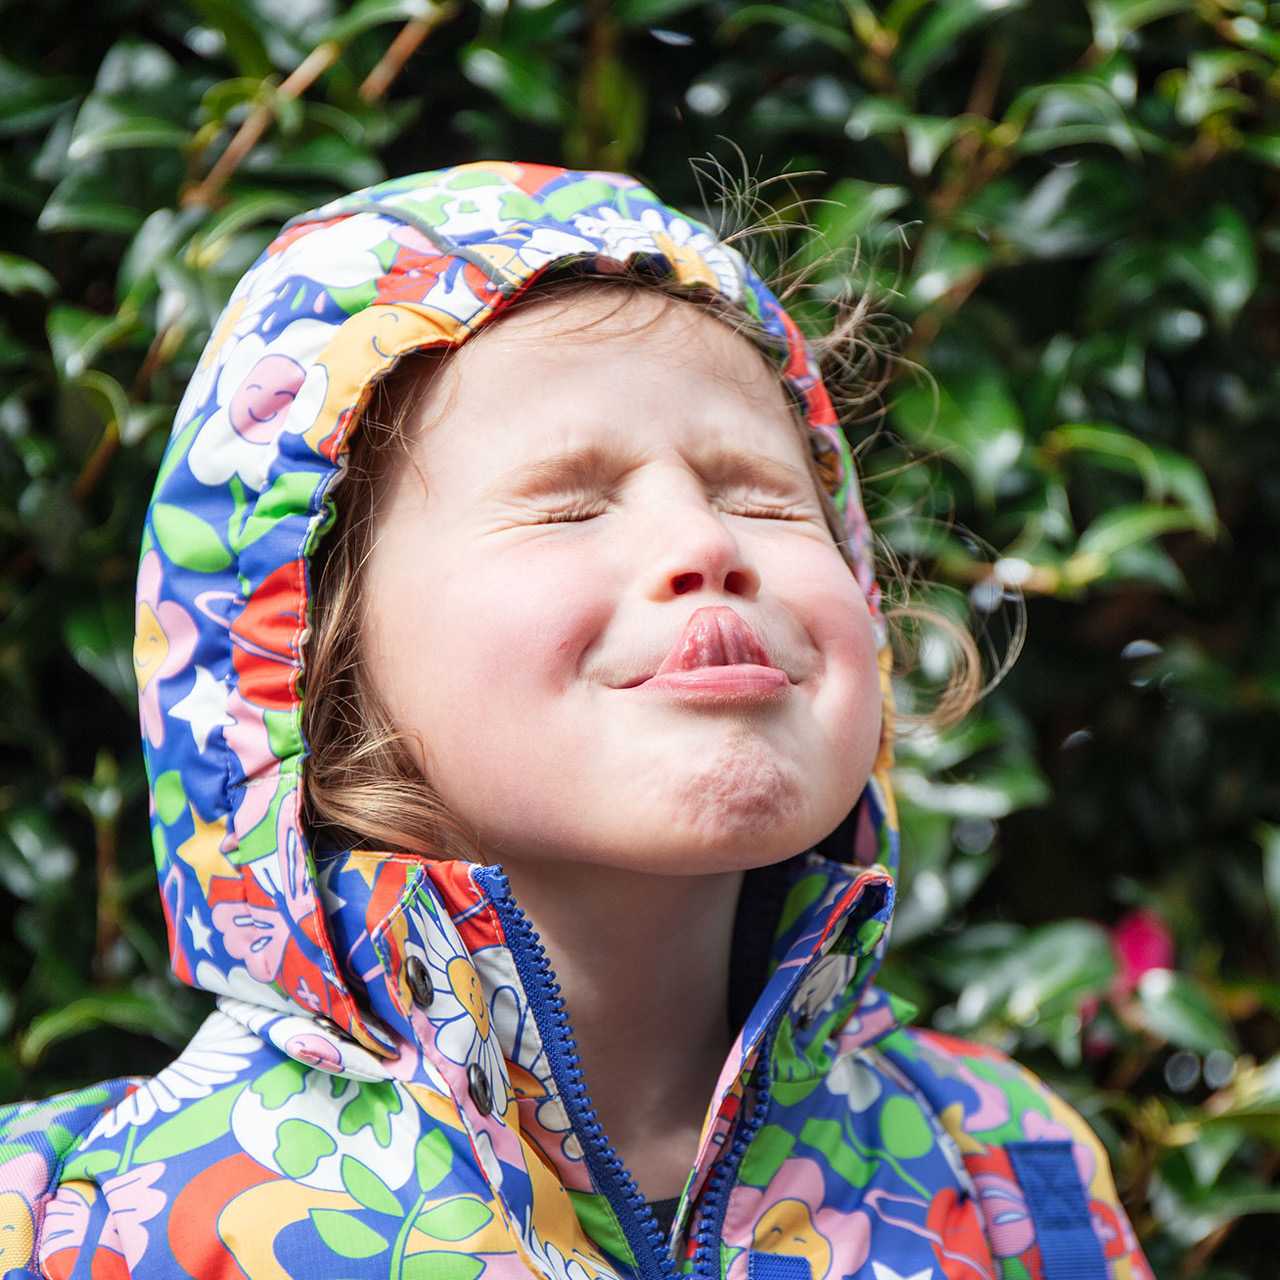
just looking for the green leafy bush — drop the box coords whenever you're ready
[2,2,1276,1273]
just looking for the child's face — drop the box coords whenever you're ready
[364,288,882,874]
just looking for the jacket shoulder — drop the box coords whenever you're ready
[0,1077,144,1277]
[874,1025,1155,1279]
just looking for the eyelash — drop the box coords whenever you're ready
[540,498,808,524]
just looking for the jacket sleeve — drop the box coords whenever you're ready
[878,1026,1155,1280]
[0,1079,142,1279]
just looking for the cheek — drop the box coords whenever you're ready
[438,545,607,691]
[370,539,608,744]
[790,550,884,765]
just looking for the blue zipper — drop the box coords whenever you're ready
[479,864,779,1280]
[688,1023,776,1280]
[481,866,679,1280]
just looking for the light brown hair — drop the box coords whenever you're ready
[301,266,988,858]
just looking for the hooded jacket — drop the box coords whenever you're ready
[1,161,1153,1280]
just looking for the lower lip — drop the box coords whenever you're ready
[627,664,790,703]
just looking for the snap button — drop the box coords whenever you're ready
[405,955,434,1009]
[468,1062,494,1116]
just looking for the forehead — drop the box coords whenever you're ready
[406,287,811,485]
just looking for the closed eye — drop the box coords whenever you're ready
[721,501,811,520]
[538,501,608,524]
[538,499,812,523]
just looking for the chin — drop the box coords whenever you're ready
[625,744,821,871]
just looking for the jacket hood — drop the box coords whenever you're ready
[134,160,901,1059]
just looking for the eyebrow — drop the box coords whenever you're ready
[488,442,812,501]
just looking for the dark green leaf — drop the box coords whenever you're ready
[64,594,136,706]
[1137,969,1237,1054]
[460,43,567,126]
[66,97,188,161]
[38,169,145,235]
[320,0,446,45]
[20,988,192,1065]
[895,0,1028,91]
[0,253,57,297]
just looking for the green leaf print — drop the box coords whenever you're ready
[133,1081,245,1163]
[878,1095,934,1160]
[413,1197,493,1242]
[274,1118,336,1179]
[798,1118,874,1188]
[338,1080,403,1147]
[738,1123,796,1188]
[543,178,627,221]
[151,502,232,572]
[414,1128,454,1192]
[153,412,207,496]
[235,470,320,551]
[153,770,185,826]
[309,1208,389,1259]
[60,1148,120,1182]
[776,873,828,941]
[768,1017,824,1107]
[400,1254,484,1280]
[252,1059,308,1109]
[341,1153,403,1216]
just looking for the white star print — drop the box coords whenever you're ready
[871,1263,934,1280]
[186,906,213,953]
[171,666,234,752]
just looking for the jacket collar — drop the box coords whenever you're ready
[299,846,899,1194]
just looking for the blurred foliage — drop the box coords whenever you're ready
[1,0,1277,1273]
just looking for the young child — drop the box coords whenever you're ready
[1,161,1153,1280]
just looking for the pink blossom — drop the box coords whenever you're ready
[722,1156,870,1280]
[1111,909,1175,997]
[211,899,288,983]
[135,550,198,749]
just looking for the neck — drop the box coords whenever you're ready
[499,857,743,1198]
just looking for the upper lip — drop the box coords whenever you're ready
[614,606,786,688]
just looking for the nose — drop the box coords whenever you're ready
[645,500,761,603]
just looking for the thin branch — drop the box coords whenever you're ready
[359,5,459,102]
[182,40,341,208]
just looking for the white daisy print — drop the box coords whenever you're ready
[522,1223,603,1280]
[185,322,328,492]
[571,206,744,300]
[84,1010,258,1141]
[406,900,510,1118]
[827,1052,883,1113]
[793,953,857,1026]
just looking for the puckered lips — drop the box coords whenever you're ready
[615,605,792,703]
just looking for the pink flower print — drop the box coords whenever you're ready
[186,326,329,492]
[222,689,274,847]
[38,1182,95,1269]
[135,549,198,749]
[293,975,324,1013]
[390,224,439,254]
[99,1162,167,1271]
[286,1032,344,1071]
[954,1061,1012,1135]
[211,899,288,983]
[228,354,305,444]
[723,1156,870,1280]
[40,1164,169,1273]
[972,1173,1034,1257]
